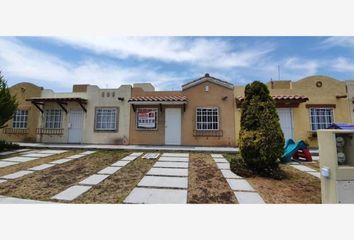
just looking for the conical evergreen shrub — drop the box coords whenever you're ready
[239,81,285,178]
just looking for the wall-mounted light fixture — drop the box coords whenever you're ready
[222,96,228,101]
[117,97,125,101]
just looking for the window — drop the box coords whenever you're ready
[136,108,158,129]
[196,107,219,130]
[44,109,62,129]
[310,108,334,131]
[12,110,28,129]
[95,108,118,131]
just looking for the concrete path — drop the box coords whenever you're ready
[0,149,29,156]
[0,195,53,204]
[18,142,238,153]
[124,153,189,204]
[211,155,265,204]
[51,152,143,201]
[0,151,95,182]
[288,162,320,179]
[0,149,67,169]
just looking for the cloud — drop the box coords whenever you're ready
[331,57,354,73]
[50,36,274,69]
[0,38,186,90]
[322,36,354,49]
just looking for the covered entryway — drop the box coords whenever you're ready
[165,108,181,145]
[68,110,84,143]
[277,108,293,141]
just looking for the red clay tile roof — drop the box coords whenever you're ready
[236,95,309,102]
[128,96,187,102]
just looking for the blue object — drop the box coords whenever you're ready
[327,123,354,130]
[281,139,308,163]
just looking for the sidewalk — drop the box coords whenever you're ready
[17,142,240,153]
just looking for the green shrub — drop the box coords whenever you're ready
[0,140,20,152]
[238,81,285,178]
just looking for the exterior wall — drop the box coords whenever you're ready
[182,81,236,146]
[129,88,182,145]
[235,76,352,148]
[0,82,42,142]
[346,80,354,123]
[39,85,132,144]
[129,80,236,146]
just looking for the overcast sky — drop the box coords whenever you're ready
[1,36,354,91]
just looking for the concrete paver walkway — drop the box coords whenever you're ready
[0,151,95,182]
[51,152,143,201]
[124,153,190,204]
[211,155,265,204]
[0,149,29,156]
[289,162,320,179]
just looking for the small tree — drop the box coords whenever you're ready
[239,81,284,178]
[0,72,18,128]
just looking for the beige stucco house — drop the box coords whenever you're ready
[346,80,354,123]
[235,75,352,147]
[26,84,132,144]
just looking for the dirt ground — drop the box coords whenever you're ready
[247,164,321,203]
[0,150,82,176]
[74,157,157,203]
[0,150,129,201]
[188,153,237,204]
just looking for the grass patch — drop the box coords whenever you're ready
[224,153,321,203]
[74,156,157,203]
[0,150,82,176]
[0,150,130,201]
[188,153,237,204]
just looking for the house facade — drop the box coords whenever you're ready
[0,82,43,142]
[235,76,352,147]
[26,84,132,144]
[128,74,236,146]
[1,74,353,148]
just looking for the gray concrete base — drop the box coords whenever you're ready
[49,158,73,164]
[158,156,189,162]
[154,162,188,169]
[98,166,121,175]
[234,191,265,204]
[214,158,229,163]
[291,165,317,172]
[28,163,55,171]
[111,160,131,167]
[221,170,242,179]
[79,174,110,186]
[137,176,188,189]
[124,188,187,204]
[216,162,230,170]
[146,168,188,177]
[307,171,321,178]
[226,179,255,191]
[162,153,189,157]
[3,156,36,163]
[52,185,92,201]
[21,153,53,158]
[1,170,34,180]
[0,161,18,168]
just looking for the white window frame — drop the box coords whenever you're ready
[95,107,118,131]
[44,109,62,129]
[12,110,28,129]
[136,108,158,130]
[309,107,334,131]
[196,107,219,131]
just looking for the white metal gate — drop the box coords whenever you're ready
[68,110,83,143]
[165,108,181,145]
[277,108,293,141]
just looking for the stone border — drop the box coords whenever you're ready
[51,152,143,201]
[211,155,265,204]
[288,162,320,179]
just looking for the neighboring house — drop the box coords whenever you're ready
[346,80,354,123]
[26,84,131,144]
[128,74,236,146]
[235,75,352,147]
[0,82,42,142]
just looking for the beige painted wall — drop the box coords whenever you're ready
[38,85,131,144]
[235,76,352,147]
[0,82,42,142]
[346,80,354,123]
[129,80,236,146]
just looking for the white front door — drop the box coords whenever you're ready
[165,108,181,145]
[277,108,293,141]
[68,110,83,143]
